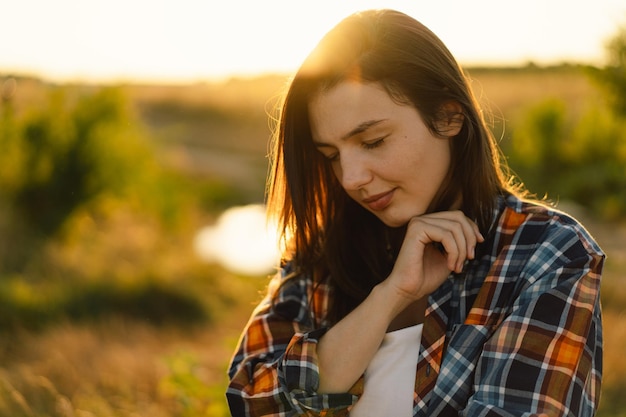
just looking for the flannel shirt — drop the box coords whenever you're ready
[227,194,604,416]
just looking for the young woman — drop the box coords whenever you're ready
[227,9,604,417]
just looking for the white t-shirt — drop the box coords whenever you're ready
[350,324,423,417]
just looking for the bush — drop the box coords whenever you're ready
[0,276,210,332]
[508,98,626,220]
[0,84,195,273]
[2,88,151,234]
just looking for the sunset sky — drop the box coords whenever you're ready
[1,0,625,83]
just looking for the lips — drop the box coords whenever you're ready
[362,189,395,211]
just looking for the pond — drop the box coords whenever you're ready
[194,204,280,276]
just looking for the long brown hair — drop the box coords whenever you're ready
[267,9,519,322]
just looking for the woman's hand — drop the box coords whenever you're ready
[382,210,484,304]
[317,211,483,394]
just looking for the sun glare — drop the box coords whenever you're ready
[1,0,623,83]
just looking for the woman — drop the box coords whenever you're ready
[227,9,603,417]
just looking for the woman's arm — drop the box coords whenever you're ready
[228,266,362,417]
[317,210,483,393]
[227,268,335,416]
[227,211,483,414]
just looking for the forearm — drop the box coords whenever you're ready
[317,211,483,394]
[316,282,410,393]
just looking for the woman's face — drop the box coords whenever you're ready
[308,80,459,227]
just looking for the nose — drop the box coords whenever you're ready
[337,152,373,191]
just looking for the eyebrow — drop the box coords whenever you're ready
[314,119,388,147]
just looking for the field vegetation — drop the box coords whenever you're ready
[0,30,625,416]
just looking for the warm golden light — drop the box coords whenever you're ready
[194,205,280,276]
[1,0,624,83]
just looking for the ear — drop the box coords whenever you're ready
[435,101,464,138]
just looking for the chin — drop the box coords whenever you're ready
[376,213,411,229]
[376,208,425,228]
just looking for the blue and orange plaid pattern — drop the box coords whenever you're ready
[227,194,604,416]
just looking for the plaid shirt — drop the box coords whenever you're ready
[227,194,604,416]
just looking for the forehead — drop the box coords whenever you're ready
[308,81,400,142]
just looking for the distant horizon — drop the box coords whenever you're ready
[1,0,624,86]
[0,60,603,87]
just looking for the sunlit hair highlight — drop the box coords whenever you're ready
[266,9,522,321]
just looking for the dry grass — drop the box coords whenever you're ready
[0,275,266,417]
[468,67,601,122]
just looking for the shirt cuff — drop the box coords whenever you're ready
[278,328,361,414]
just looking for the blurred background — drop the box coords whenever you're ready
[1,0,625,416]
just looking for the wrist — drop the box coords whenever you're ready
[372,280,415,319]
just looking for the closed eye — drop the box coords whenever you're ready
[325,152,339,162]
[362,137,386,150]
[315,147,339,162]
[314,143,338,161]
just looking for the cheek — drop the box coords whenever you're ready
[330,162,343,184]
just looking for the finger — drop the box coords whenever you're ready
[441,229,464,273]
[421,211,482,259]
[418,216,469,268]
[419,223,463,273]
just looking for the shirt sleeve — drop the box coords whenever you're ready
[464,218,604,416]
[226,266,360,417]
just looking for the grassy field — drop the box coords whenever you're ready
[1,66,625,416]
